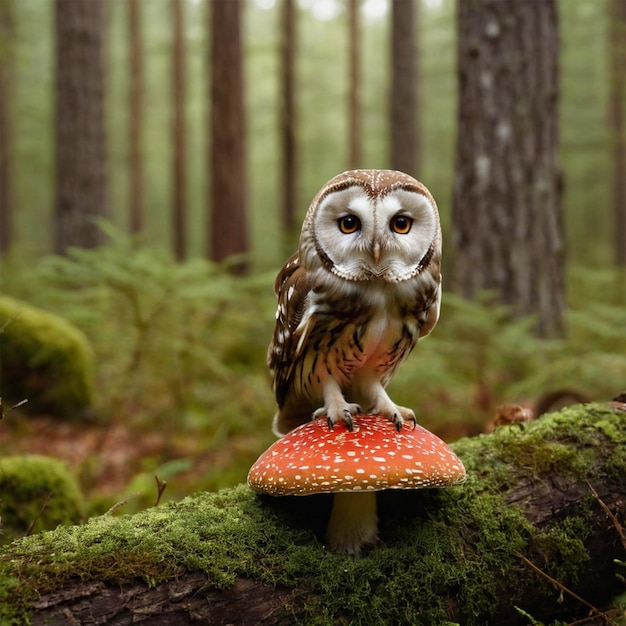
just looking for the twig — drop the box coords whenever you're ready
[0,397,28,421]
[516,552,616,626]
[105,493,141,516]
[154,475,167,507]
[25,492,55,537]
[586,480,626,550]
[567,608,622,626]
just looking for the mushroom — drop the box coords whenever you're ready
[247,414,466,555]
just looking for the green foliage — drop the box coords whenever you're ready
[2,230,278,501]
[560,0,612,266]
[391,268,626,435]
[0,295,95,418]
[0,455,85,544]
[8,228,274,423]
[513,607,567,626]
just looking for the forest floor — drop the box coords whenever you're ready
[1,415,168,494]
[0,412,262,514]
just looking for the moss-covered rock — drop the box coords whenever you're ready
[0,455,85,544]
[0,295,95,418]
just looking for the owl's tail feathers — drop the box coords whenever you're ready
[272,402,314,437]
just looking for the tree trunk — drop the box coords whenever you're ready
[279,0,298,247]
[209,0,248,272]
[172,0,187,261]
[1,404,624,626]
[347,0,362,169]
[54,0,108,254]
[0,0,15,255]
[390,0,420,177]
[128,0,144,235]
[452,0,564,337]
[609,0,626,268]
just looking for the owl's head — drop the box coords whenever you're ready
[300,170,441,283]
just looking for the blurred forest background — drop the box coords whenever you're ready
[0,0,625,517]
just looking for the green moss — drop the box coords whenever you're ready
[532,514,591,582]
[0,405,623,625]
[452,403,625,486]
[0,455,85,544]
[0,295,95,418]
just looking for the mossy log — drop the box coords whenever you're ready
[0,404,624,625]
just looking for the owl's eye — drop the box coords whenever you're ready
[338,215,361,234]
[390,215,413,234]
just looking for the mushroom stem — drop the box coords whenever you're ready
[326,491,378,555]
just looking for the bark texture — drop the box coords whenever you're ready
[347,0,361,169]
[30,576,296,626]
[128,0,144,235]
[54,0,107,253]
[171,0,187,261]
[609,0,626,267]
[209,0,248,270]
[390,0,420,178]
[452,0,564,336]
[280,0,298,239]
[1,404,624,626]
[0,0,14,255]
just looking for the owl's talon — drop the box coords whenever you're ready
[391,412,404,431]
[372,401,416,432]
[315,402,360,431]
[404,411,417,429]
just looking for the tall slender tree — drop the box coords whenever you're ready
[452,0,564,336]
[54,0,108,253]
[209,0,248,270]
[128,0,144,235]
[172,0,187,261]
[609,0,626,267]
[347,0,362,169]
[390,0,420,177]
[280,0,298,244]
[0,0,15,255]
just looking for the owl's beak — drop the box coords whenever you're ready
[372,241,381,265]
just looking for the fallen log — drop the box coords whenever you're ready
[0,403,624,625]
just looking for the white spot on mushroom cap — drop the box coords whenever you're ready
[247,414,467,496]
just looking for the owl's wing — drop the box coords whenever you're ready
[417,272,442,339]
[268,253,313,407]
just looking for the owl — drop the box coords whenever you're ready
[269,169,442,437]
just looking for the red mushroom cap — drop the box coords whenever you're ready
[247,414,466,496]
